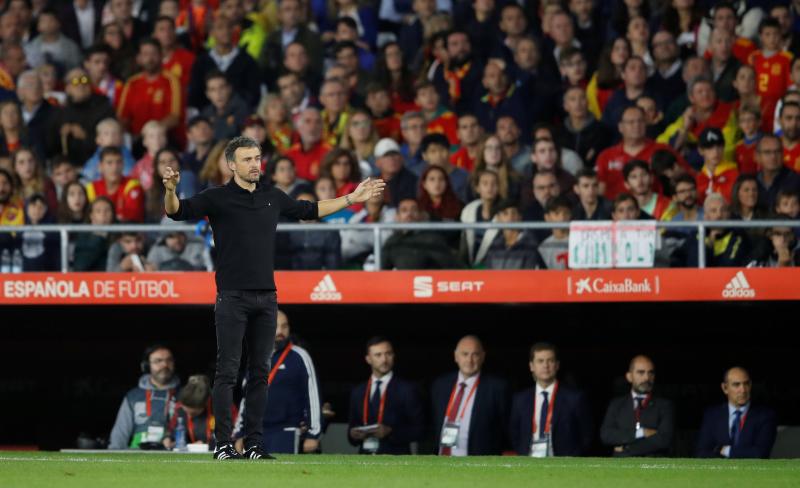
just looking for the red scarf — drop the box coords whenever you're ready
[445,62,471,103]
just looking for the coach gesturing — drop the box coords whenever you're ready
[164,137,384,460]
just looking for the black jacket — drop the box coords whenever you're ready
[600,394,675,457]
[560,117,613,168]
[431,372,510,455]
[188,49,262,110]
[695,404,777,459]
[47,94,115,166]
[381,231,462,270]
[347,376,425,454]
[509,383,593,456]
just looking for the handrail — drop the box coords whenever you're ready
[1,220,798,273]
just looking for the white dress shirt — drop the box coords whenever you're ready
[450,372,479,457]
[370,370,393,401]
[75,2,96,48]
[210,47,240,73]
[533,382,556,441]
[632,391,648,439]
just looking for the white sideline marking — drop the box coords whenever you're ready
[0,456,797,472]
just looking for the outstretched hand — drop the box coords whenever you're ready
[163,166,181,192]
[350,178,386,204]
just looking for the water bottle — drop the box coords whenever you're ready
[175,417,187,451]
[11,249,22,273]
[1,249,10,273]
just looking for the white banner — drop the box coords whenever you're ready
[568,221,656,269]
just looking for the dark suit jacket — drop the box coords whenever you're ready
[431,372,509,456]
[25,101,58,160]
[188,49,262,110]
[600,394,675,457]
[59,0,103,48]
[695,403,777,459]
[261,27,324,79]
[347,375,424,454]
[509,384,593,456]
[432,60,485,114]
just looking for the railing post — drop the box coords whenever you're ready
[697,222,706,269]
[60,228,69,273]
[372,226,382,271]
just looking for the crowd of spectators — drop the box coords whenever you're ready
[1,0,800,272]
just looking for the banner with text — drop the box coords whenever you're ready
[0,269,798,305]
[569,221,657,269]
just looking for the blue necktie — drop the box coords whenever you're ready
[539,391,549,437]
[730,409,743,445]
[369,380,382,423]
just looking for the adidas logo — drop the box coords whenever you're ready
[722,271,755,299]
[310,274,342,302]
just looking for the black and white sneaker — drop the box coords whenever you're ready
[213,442,242,460]
[244,446,276,460]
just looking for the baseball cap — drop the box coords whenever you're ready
[698,127,725,148]
[374,138,401,158]
[243,115,265,128]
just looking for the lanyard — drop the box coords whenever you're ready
[362,376,389,425]
[145,389,174,418]
[267,343,293,386]
[531,381,559,435]
[634,393,652,423]
[186,398,213,444]
[445,376,480,422]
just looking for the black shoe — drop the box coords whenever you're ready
[213,442,242,460]
[244,446,276,460]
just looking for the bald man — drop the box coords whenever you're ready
[695,367,777,459]
[600,355,675,457]
[431,335,509,456]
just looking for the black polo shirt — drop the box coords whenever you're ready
[168,179,318,290]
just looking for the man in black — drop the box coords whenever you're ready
[600,355,675,457]
[163,137,384,460]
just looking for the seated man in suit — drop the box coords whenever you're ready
[509,342,593,457]
[600,355,675,456]
[348,337,424,454]
[432,335,509,456]
[695,366,777,459]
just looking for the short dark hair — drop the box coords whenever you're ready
[204,69,228,86]
[545,195,572,215]
[613,192,639,212]
[39,7,58,19]
[138,37,162,54]
[779,101,800,118]
[529,342,559,361]
[0,168,15,189]
[558,46,583,64]
[154,15,176,28]
[187,115,211,129]
[366,82,389,95]
[445,29,470,47]
[365,336,392,354]
[99,146,122,162]
[421,133,450,153]
[758,17,781,34]
[674,173,696,188]
[267,155,295,176]
[414,79,436,94]
[776,188,800,205]
[84,43,112,59]
[622,159,650,181]
[651,150,679,176]
[333,40,358,57]
[335,16,358,31]
[224,136,261,163]
[757,133,782,151]
[575,167,597,181]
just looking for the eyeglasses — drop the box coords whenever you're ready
[69,75,90,86]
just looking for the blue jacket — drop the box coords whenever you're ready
[431,372,509,455]
[695,403,777,459]
[235,342,323,439]
[509,383,593,456]
[347,374,425,454]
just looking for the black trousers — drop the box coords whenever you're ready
[213,290,277,448]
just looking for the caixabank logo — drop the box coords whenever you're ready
[567,275,660,296]
[721,271,756,299]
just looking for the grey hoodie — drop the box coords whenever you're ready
[108,374,181,449]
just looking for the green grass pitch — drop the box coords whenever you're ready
[1,452,798,487]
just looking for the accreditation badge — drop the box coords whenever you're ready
[529,434,551,458]
[144,425,165,443]
[440,422,460,447]
[362,437,379,453]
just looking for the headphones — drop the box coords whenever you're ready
[140,344,170,374]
